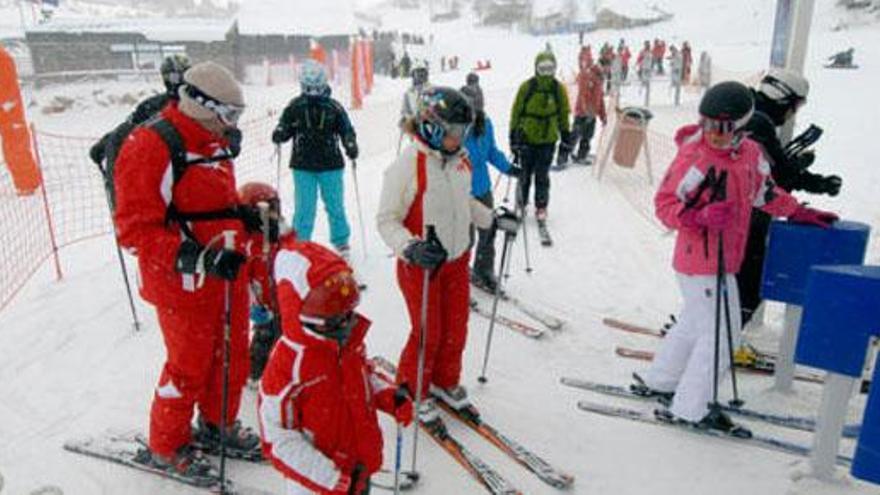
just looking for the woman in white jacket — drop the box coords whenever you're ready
[377,86,496,420]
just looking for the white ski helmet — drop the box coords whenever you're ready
[758,68,809,107]
[300,59,328,96]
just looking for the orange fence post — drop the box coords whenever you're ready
[351,38,363,110]
[0,45,42,195]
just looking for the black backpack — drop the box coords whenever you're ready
[103,117,240,242]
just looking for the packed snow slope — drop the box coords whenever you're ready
[1,1,878,494]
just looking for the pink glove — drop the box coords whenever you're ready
[789,205,839,228]
[681,201,734,230]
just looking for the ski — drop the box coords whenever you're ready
[435,401,575,489]
[602,317,665,337]
[63,432,273,495]
[614,346,825,384]
[536,219,553,247]
[471,283,566,330]
[470,299,545,339]
[371,469,418,492]
[370,357,521,494]
[371,357,569,489]
[575,400,853,465]
[559,377,861,438]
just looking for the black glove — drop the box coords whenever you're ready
[348,463,366,495]
[403,238,448,270]
[822,175,842,196]
[203,248,246,281]
[177,240,246,281]
[237,205,264,233]
[505,164,523,178]
[558,130,574,154]
[271,128,286,145]
[494,207,520,235]
[509,128,526,155]
[225,127,243,158]
[344,139,359,160]
[791,150,815,171]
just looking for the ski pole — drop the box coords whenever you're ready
[709,171,728,412]
[478,226,515,384]
[98,164,141,332]
[393,414,404,494]
[721,240,744,409]
[218,230,236,495]
[410,225,438,476]
[350,161,369,260]
[518,188,533,274]
[273,144,282,192]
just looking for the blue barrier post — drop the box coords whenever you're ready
[761,220,870,392]
[797,265,880,480]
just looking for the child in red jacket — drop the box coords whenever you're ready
[257,237,413,494]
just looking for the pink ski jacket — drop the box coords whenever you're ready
[654,124,801,275]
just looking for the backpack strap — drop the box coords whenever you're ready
[145,117,242,242]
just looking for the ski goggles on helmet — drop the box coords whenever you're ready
[761,74,806,108]
[184,84,245,126]
[420,119,471,151]
[536,60,556,76]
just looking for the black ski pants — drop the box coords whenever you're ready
[518,143,555,210]
[571,115,597,161]
[472,192,496,279]
[736,210,772,326]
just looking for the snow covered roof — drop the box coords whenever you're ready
[596,0,665,19]
[236,0,357,37]
[574,0,597,23]
[24,17,233,42]
[531,0,569,18]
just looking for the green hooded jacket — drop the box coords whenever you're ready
[510,51,571,145]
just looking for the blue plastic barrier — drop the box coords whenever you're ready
[796,265,880,483]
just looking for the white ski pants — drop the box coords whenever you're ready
[643,273,742,422]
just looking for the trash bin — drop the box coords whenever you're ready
[613,107,653,168]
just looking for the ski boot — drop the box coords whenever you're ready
[416,398,440,424]
[630,373,674,406]
[697,408,752,439]
[192,417,262,460]
[470,269,500,295]
[433,384,480,421]
[133,444,217,482]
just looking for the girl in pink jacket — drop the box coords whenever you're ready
[636,82,837,434]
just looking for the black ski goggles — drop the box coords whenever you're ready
[183,84,245,126]
[303,311,357,342]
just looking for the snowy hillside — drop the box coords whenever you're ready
[1,0,879,494]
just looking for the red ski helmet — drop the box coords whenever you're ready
[238,181,277,206]
[300,268,360,322]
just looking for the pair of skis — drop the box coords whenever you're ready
[559,377,855,465]
[601,317,827,384]
[372,356,575,494]
[469,284,566,339]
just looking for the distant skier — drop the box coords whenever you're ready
[272,60,359,260]
[652,38,666,75]
[637,41,653,85]
[571,56,607,165]
[827,47,856,68]
[89,54,191,170]
[681,41,693,84]
[114,61,260,476]
[698,51,712,89]
[258,238,413,494]
[376,86,497,421]
[737,69,843,329]
[400,59,429,126]
[635,81,838,435]
[461,74,522,293]
[509,50,571,212]
[617,39,632,82]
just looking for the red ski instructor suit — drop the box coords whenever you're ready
[257,238,399,494]
[376,137,494,397]
[114,103,250,459]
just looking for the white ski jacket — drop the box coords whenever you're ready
[377,137,493,262]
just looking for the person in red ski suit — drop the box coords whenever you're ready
[636,82,837,434]
[652,38,666,74]
[571,60,607,164]
[618,41,631,82]
[257,237,413,495]
[578,45,593,71]
[377,87,496,420]
[114,61,259,475]
[681,41,693,84]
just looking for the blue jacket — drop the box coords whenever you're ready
[465,118,511,197]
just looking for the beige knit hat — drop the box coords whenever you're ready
[178,61,245,124]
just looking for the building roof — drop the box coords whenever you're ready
[24,17,233,42]
[236,0,357,37]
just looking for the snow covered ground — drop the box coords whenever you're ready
[1,1,879,494]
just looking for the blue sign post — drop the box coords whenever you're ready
[796,265,880,481]
[761,220,870,392]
